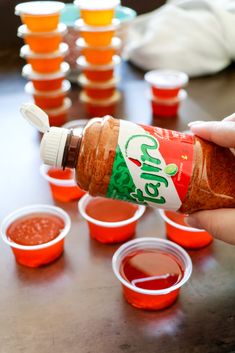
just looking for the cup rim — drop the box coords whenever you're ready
[18,23,67,37]
[158,209,204,233]
[112,237,192,295]
[74,0,120,10]
[22,62,70,80]
[1,204,71,250]
[78,194,145,228]
[145,70,189,90]
[15,1,65,16]
[40,164,77,187]
[20,43,68,59]
[25,79,71,97]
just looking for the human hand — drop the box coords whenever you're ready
[186,113,235,245]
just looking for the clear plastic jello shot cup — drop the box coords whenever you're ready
[44,97,72,127]
[17,23,67,53]
[40,164,85,202]
[80,90,121,117]
[112,237,192,310]
[20,43,69,73]
[78,74,119,99]
[159,210,213,249]
[22,62,70,91]
[75,19,119,46]
[1,204,71,268]
[74,0,120,26]
[78,194,145,244]
[151,90,187,118]
[15,1,65,32]
[145,70,189,99]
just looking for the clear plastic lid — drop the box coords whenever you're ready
[74,0,120,10]
[80,90,121,105]
[150,89,187,105]
[18,23,67,38]
[75,18,120,32]
[77,55,121,70]
[25,80,71,96]
[15,1,65,15]
[78,74,119,88]
[20,43,68,59]
[76,37,121,50]
[22,62,70,80]
[145,70,189,89]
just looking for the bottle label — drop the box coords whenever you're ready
[107,121,194,210]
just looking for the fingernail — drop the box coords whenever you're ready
[188,121,204,127]
[224,113,235,122]
[185,216,203,229]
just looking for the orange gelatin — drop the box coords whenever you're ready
[21,13,60,32]
[82,47,116,65]
[32,77,64,91]
[48,112,67,127]
[33,94,65,109]
[25,33,62,53]
[28,56,63,73]
[47,168,85,202]
[81,30,115,46]
[164,211,213,249]
[80,9,115,26]
[85,87,116,99]
[83,69,114,82]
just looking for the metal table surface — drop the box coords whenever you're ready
[0,60,234,353]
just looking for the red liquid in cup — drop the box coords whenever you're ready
[120,249,184,310]
[47,168,85,202]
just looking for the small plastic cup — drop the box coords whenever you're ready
[20,43,69,73]
[80,90,121,117]
[76,37,121,65]
[45,97,72,126]
[25,80,71,109]
[78,74,119,99]
[77,55,120,82]
[159,210,213,249]
[75,19,119,46]
[151,90,187,118]
[1,204,71,268]
[112,237,192,310]
[17,23,67,54]
[15,1,65,32]
[145,70,189,99]
[75,0,120,26]
[22,62,70,91]
[78,194,145,244]
[40,164,85,202]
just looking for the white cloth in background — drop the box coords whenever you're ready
[126,0,235,77]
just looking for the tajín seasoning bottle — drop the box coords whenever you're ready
[21,103,235,213]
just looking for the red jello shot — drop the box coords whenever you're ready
[80,90,121,117]
[78,74,119,99]
[40,164,85,202]
[112,237,192,310]
[25,80,71,109]
[159,210,213,249]
[151,90,187,118]
[22,62,70,91]
[145,70,189,99]
[44,97,72,126]
[77,55,120,82]
[78,194,145,244]
[1,204,71,268]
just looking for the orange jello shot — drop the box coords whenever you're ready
[25,80,71,109]
[80,90,121,117]
[20,43,68,73]
[22,62,70,91]
[45,97,72,126]
[1,204,71,268]
[17,23,67,53]
[15,1,65,32]
[77,55,120,82]
[75,19,119,46]
[77,37,121,65]
[74,0,120,26]
[78,74,119,99]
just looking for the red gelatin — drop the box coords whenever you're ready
[120,250,183,310]
[152,87,180,99]
[48,112,67,126]
[32,77,64,91]
[83,69,114,82]
[85,102,117,117]
[84,87,116,99]
[47,168,85,202]
[163,210,213,249]
[34,94,65,109]
[151,101,179,118]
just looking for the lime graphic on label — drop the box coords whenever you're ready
[164,164,178,176]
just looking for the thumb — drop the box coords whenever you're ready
[187,209,235,245]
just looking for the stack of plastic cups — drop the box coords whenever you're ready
[15,1,72,127]
[74,0,121,117]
